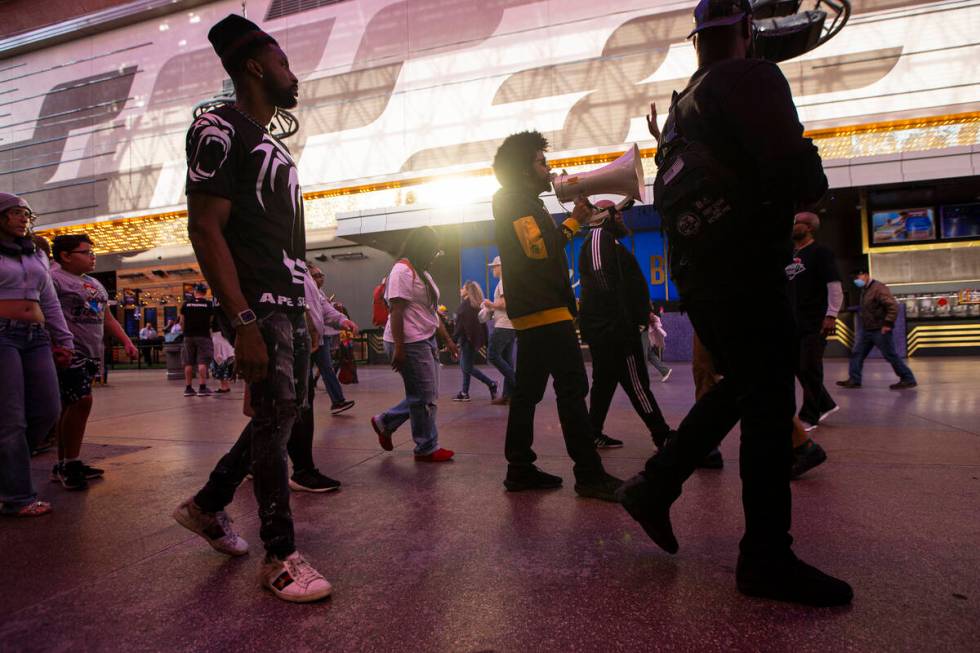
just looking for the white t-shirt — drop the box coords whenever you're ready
[491,278,513,330]
[383,261,441,344]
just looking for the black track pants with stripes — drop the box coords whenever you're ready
[587,332,671,441]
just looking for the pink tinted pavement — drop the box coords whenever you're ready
[1,357,977,651]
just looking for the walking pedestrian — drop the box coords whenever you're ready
[491,130,622,501]
[172,14,331,602]
[370,227,459,462]
[837,268,917,389]
[482,256,517,405]
[452,280,498,402]
[618,0,852,606]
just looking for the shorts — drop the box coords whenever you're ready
[209,357,236,381]
[182,336,214,366]
[58,354,100,404]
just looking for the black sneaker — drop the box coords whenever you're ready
[330,400,355,415]
[697,448,724,469]
[452,392,471,402]
[617,473,679,554]
[197,385,214,396]
[736,554,853,607]
[836,379,861,388]
[184,385,197,397]
[594,434,624,449]
[503,466,563,492]
[574,472,623,502]
[58,461,89,491]
[489,382,498,401]
[289,469,342,493]
[889,380,917,390]
[791,442,827,479]
[49,462,62,481]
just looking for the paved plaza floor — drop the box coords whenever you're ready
[2,357,978,652]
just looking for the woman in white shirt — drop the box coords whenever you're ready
[370,227,459,462]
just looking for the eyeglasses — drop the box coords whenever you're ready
[68,249,96,257]
[5,207,36,224]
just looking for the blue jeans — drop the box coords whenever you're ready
[0,319,61,510]
[487,327,516,397]
[312,335,345,403]
[459,338,495,395]
[848,328,916,385]
[380,338,440,455]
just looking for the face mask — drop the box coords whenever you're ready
[853,279,866,289]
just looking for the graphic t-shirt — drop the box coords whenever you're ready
[180,299,213,337]
[185,105,307,316]
[383,261,441,344]
[49,265,108,359]
[785,242,840,332]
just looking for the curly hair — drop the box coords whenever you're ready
[492,130,549,188]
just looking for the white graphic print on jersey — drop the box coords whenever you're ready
[187,113,235,182]
[253,136,300,219]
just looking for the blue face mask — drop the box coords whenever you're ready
[853,278,866,289]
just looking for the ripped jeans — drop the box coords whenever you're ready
[194,312,309,559]
[379,338,440,455]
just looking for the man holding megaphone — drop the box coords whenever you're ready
[491,130,622,502]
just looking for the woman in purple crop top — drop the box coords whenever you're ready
[0,193,74,518]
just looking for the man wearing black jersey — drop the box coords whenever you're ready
[171,14,330,603]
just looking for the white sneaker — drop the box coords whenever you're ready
[172,497,249,556]
[661,369,672,383]
[818,405,840,423]
[260,551,332,603]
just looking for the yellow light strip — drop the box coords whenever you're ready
[909,324,980,332]
[889,278,980,286]
[909,340,980,355]
[34,111,980,254]
[805,112,980,139]
[909,330,980,340]
[868,240,980,255]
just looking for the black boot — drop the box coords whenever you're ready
[617,473,679,554]
[736,553,853,607]
[503,465,563,492]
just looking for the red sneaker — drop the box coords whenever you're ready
[371,415,393,451]
[414,448,454,462]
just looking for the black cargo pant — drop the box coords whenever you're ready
[194,312,310,559]
[796,330,836,425]
[588,331,671,441]
[641,288,796,560]
[505,319,604,482]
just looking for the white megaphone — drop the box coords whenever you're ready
[552,144,647,219]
